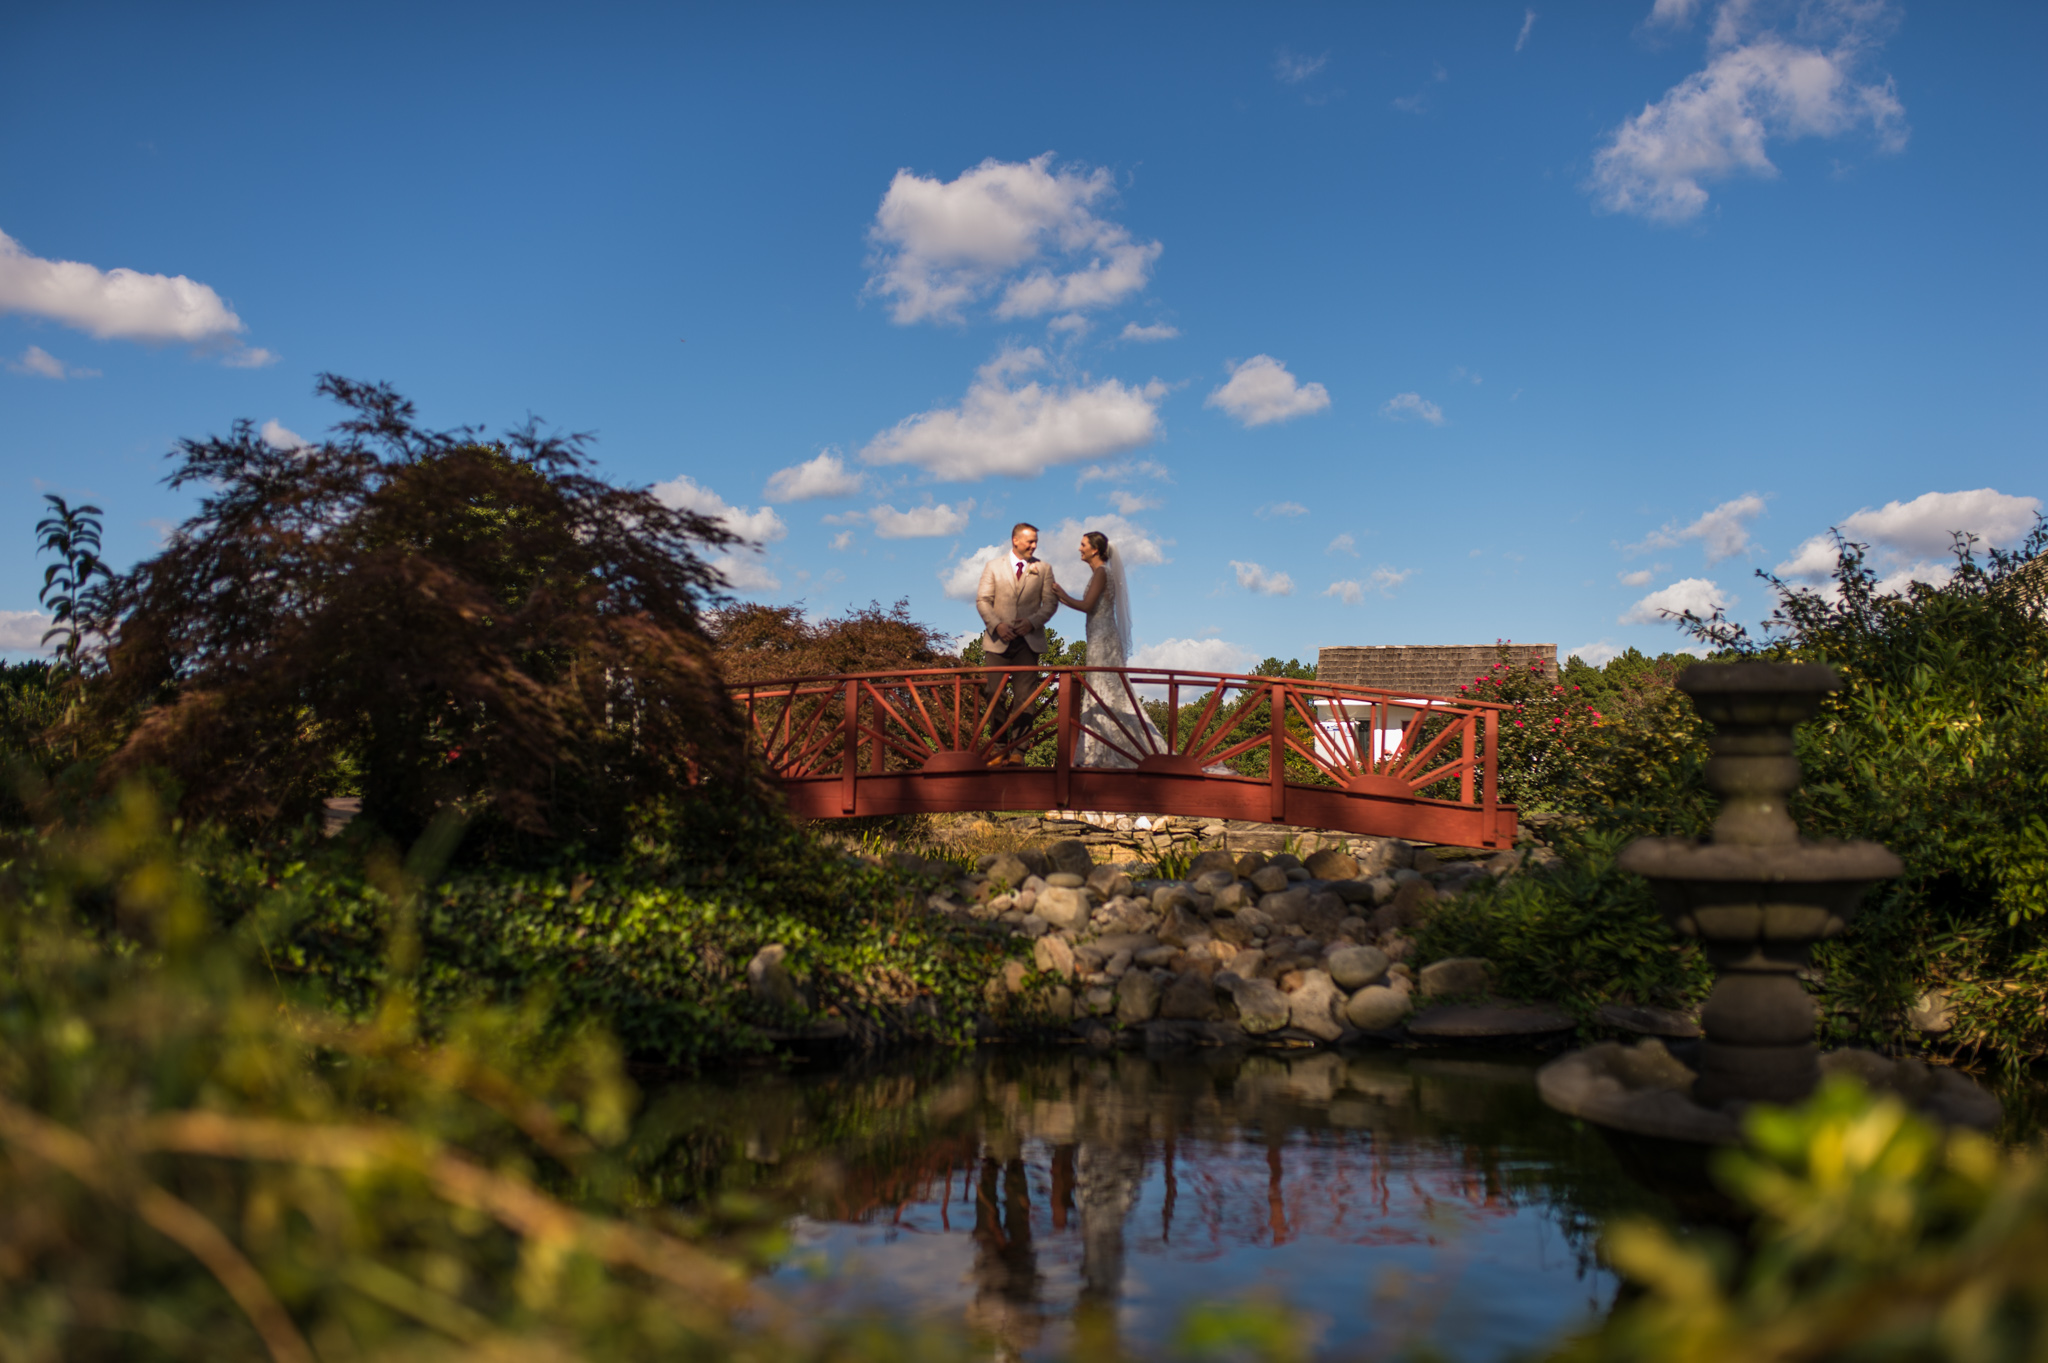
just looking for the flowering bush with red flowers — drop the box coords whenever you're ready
[1453,642,1611,811]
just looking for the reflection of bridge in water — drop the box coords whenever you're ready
[747,1051,1650,1358]
[733,667,1519,848]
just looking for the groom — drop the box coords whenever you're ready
[975,522,1059,748]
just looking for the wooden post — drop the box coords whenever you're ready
[1482,708,1500,846]
[1460,715,1475,807]
[841,679,859,814]
[1054,672,1073,810]
[1269,683,1287,823]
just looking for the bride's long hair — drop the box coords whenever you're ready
[1082,530,1134,660]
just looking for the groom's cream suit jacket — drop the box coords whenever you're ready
[975,554,1059,656]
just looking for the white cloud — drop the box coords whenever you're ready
[1648,0,1705,28]
[1206,355,1331,427]
[1516,9,1538,51]
[1327,533,1358,557]
[1775,488,2042,585]
[1621,577,1729,624]
[869,499,974,539]
[860,347,1163,481]
[1045,513,1172,576]
[1076,457,1169,487]
[1273,49,1329,84]
[1119,322,1179,343]
[1324,567,1411,605]
[0,610,53,654]
[1569,640,1624,666]
[765,449,864,501]
[1833,487,2039,558]
[1619,568,1655,587]
[710,553,781,594]
[865,154,1161,325]
[650,474,788,545]
[1590,0,1907,223]
[260,419,310,450]
[1380,391,1445,425]
[1231,560,1294,596]
[1130,636,1258,675]
[940,543,1009,601]
[1630,493,1768,562]
[6,344,98,380]
[220,347,278,369]
[1106,489,1158,515]
[1046,312,1090,337]
[1256,501,1308,519]
[0,228,267,364]
[829,530,856,551]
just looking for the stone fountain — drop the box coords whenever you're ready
[1538,662,1999,1145]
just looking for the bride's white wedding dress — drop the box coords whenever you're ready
[1073,563,1168,768]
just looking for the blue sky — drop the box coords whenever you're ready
[4,0,2043,671]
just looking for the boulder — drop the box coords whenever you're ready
[1045,871,1087,889]
[1032,935,1075,979]
[1269,852,1305,873]
[1017,913,1050,938]
[1047,839,1096,877]
[1328,879,1376,905]
[1016,848,1050,879]
[1249,865,1291,894]
[1907,989,1955,1034]
[1235,851,1270,877]
[1418,957,1491,998]
[1344,985,1413,1031]
[1365,876,1397,906]
[1258,886,1312,923]
[1226,976,1291,1034]
[1152,883,1198,917]
[1158,971,1221,1021]
[1156,904,1208,947]
[1086,865,1132,899]
[986,854,1031,890]
[746,944,801,1009]
[1082,986,1116,1016]
[1116,969,1163,1023]
[1211,882,1253,914]
[1189,849,1239,878]
[1287,970,1345,1041]
[1373,879,1437,933]
[1034,886,1091,931]
[1327,945,1391,990]
[999,959,1029,994]
[1304,848,1360,881]
[1192,868,1236,895]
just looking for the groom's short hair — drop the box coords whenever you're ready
[1010,521,1038,538]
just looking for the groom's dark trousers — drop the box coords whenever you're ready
[982,643,1042,745]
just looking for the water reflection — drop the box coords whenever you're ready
[644,1048,1673,1360]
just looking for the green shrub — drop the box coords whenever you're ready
[1555,1077,2048,1363]
[1415,829,1712,1017]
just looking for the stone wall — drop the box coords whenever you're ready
[1016,809,1414,872]
[1317,643,1556,696]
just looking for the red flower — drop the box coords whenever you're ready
[1514,720,1524,727]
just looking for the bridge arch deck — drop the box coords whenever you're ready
[733,665,1517,848]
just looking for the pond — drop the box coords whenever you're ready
[642,1046,1678,1360]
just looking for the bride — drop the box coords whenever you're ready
[1054,531,1166,768]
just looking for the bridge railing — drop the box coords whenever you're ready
[731,666,1517,847]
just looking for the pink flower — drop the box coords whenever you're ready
[1514,720,1524,727]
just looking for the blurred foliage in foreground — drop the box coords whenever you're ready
[9,791,2048,1361]
[1558,1076,2048,1363]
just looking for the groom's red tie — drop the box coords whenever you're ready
[1014,561,1024,582]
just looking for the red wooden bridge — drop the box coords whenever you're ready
[733,665,1518,848]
